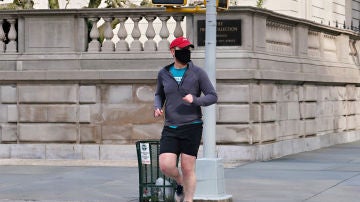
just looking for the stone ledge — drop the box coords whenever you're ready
[0,130,359,166]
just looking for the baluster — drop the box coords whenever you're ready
[158,16,170,51]
[6,18,17,53]
[0,19,5,53]
[144,16,157,51]
[101,17,115,52]
[173,16,184,38]
[116,17,129,52]
[130,16,143,51]
[88,17,101,52]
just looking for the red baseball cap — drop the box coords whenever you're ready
[170,37,194,49]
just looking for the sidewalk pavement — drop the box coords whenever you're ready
[0,140,359,202]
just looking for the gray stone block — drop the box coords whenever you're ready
[79,86,97,104]
[10,144,46,159]
[1,85,17,104]
[273,140,294,158]
[258,122,277,142]
[132,123,162,140]
[18,85,77,103]
[304,136,321,151]
[250,104,261,122]
[217,145,256,161]
[304,119,317,135]
[0,144,10,158]
[330,86,347,101]
[217,104,249,123]
[80,125,99,143]
[346,115,357,130]
[256,143,274,160]
[0,104,8,123]
[300,102,316,118]
[217,84,250,103]
[346,85,356,101]
[333,101,347,116]
[102,104,154,124]
[334,116,346,132]
[25,17,77,53]
[101,125,132,142]
[79,105,91,123]
[216,124,252,144]
[278,102,300,120]
[251,84,277,103]
[46,144,82,160]
[316,101,334,117]
[19,105,47,122]
[316,117,334,132]
[135,85,155,102]
[7,105,17,123]
[1,124,17,142]
[278,85,299,102]
[103,85,132,104]
[347,101,356,115]
[19,124,77,142]
[261,103,277,122]
[100,145,136,161]
[356,101,360,114]
[299,85,317,101]
[82,144,100,160]
[292,138,305,154]
[317,86,331,101]
[356,87,360,100]
[279,120,300,138]
[47,105,77,122]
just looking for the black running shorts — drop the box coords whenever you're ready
[159,123,203,157]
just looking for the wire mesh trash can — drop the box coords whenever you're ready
[136,140,176,202]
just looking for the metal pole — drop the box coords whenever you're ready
[203,0,217,159]
[195,1,232,200]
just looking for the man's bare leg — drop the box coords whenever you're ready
[180,153,197,202]
[159,153,183,185]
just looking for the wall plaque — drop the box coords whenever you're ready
[197,20,242,46]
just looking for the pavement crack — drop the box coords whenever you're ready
[303,172,360,201]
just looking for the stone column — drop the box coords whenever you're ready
[130,16,143,51]
[116,17,129,52]
[88,17,101,52]
[6,18,17,53]
[101,17,115,52]
[158,16,170,51]
[144,16,157,51]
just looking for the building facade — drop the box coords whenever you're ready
[0,2,359,163]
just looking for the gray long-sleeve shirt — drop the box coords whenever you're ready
[154,61,218,126]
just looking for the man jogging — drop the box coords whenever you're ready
[154,36,218,202]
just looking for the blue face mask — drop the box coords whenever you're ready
[175,49,191,64]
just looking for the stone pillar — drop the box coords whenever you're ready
[116,17,129,52]
[101,17,115,52]
[253,14,267,52]
[130,16,143,51]
[144,16,157,51]
[88,17,101,52]
[295,24,308,57]
[158,16,170,51]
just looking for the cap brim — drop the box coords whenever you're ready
[178,43,194,48]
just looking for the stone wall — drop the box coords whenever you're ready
[0,7,360,163]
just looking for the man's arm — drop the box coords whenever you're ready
[191,69,218,106]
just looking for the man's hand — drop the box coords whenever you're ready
[182,94,193,104]
[154,108,164,117]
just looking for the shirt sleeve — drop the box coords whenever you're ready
[154,72,165,109]
[192,69,218,106]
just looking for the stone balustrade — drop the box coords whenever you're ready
[0,7,359,162]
